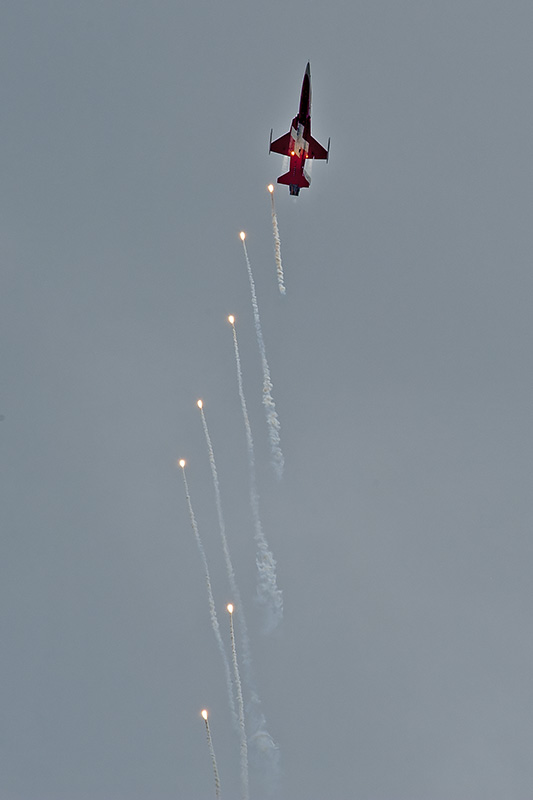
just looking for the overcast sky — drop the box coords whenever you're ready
[2,1,533,798]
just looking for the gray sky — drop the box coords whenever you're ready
[2,1,533,798]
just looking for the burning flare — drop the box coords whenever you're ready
[201,708,221,798]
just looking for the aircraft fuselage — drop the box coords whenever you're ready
[269,63,329,196]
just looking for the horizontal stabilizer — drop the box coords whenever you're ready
[270,131,291,155]
[277,170,310,189]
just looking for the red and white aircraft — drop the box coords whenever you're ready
[269,62,330,196]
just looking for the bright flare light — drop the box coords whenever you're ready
[227,603,234,614]
[239,231,246,241]
[179,459,186,468]
[267,184,274,193]
[228,314,235,325]
[201,709,208,721]
[197,399,203,409]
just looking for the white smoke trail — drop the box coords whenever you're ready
[228,605,249,800]
[197,400,238,606]
[239,233,284,480]
[202,710,221,799]
[228,317,283,633]
[179,461,237,728]
[268,186,286,295]
[197,398,280,777]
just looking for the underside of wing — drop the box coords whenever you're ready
[307,134,329,160]
[270,131,291,156]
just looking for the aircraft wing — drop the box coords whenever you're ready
[270,131,291,155]
[307,134,329,160]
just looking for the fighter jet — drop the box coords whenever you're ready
[269,62,330,196]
